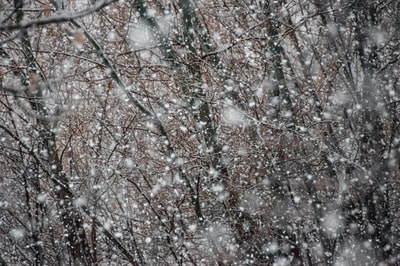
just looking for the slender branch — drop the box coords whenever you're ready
[79,205,140,265]
[0,0,118,31]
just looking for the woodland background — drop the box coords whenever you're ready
[1,0,400,265]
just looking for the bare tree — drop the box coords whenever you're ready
[2,0,400,265]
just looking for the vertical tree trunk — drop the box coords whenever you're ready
[15,1,93,264]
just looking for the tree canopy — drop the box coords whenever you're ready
[1,0,400,264]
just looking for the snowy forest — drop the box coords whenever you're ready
[1,0,400,265]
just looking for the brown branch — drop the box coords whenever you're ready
[0,0,118,31]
